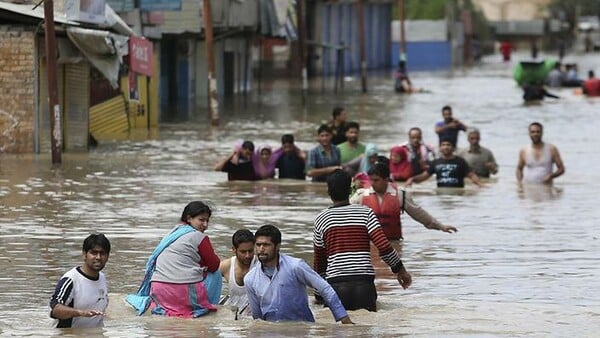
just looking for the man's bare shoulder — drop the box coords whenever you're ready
[219,257,233,278]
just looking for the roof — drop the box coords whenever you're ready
[0,1,79,25]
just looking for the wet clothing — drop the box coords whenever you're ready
[149,274,221,318]
[49,267,108,328]
[583,78,600,97]
[360,186,403,240]
[394,71,410,93]
[338,142,366,164]
[221,160,255,181]
[427,156,471,188]
[359,143,378,173]
[329,276,377,311]
[151,229,220,283]
[435,120,467,147]
[389,146,412,181]
[276,152,306,179]
[351,183,444,240]
[457,146,498,178]
[306,144,341,182]
[329,122,347,145]
[253,146,284,179]
[244,253,348,322]
[313,203,404,311]
[404,143,435,176]
[522,85,559,101]
[148,225,221,317]
[499,42,514,61]
[224,256,258,311]
[546,69,564,88]
[522,144,553,184]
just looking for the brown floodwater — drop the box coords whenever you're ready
[1,52,599,337]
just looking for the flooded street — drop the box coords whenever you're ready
[1,52,599,337]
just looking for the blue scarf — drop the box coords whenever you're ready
[124,224,196,315]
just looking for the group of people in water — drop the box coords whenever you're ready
[48,104,566,328]
[523,61,600,102]
[212,105,563,189]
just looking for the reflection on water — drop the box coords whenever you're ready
[1,53,600,336]
[518,184,563,202]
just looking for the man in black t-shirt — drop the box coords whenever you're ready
[214,141,256,181]
[276,134,306,180]
[405,138,482,188]
[328,107,348,145]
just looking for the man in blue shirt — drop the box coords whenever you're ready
[244,224,353,324]
[434,105,467,148]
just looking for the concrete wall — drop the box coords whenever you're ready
[472,0,550,21]
[0,25,36,153]
[391,20,456,71]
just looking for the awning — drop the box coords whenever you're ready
[66,27,128,88]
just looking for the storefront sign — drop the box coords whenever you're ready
[129,36,154,77]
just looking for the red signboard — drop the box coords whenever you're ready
[129,36,154,77]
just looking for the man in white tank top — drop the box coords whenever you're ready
[516,122,565,185]
[219,229,257,318]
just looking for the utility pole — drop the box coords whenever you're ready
[43,0,62,164]
[202,0,219,126]
[398,0,406,68]
[297,0,308,104]
[357,0,367,92]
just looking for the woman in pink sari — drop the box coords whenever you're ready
[148,201,222,318]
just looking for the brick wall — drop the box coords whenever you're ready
[0,25,36,153]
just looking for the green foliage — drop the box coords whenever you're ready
[548,0,600,16]
[548,0,600,33]
[404,0,447,20]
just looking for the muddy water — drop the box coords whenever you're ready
[1,52,599,337]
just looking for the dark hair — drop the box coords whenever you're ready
[317,124,332,135]
[255,224,281,245]
[332,107,345,119]
[327,169,352,202]
[441,105,452,113]
[439,136,455,147]
[241,141,255,152]
[232,229,255,248]
[376,155,390,167]
[83,233,111,254]
[408,127,422,136]
[281,134,294,144]
[368,162,390,179]
[181,201,212,223]
[589,70,595,78]
[344,121,360,132]
[529,122,543,131]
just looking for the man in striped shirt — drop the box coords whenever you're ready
[313,170,412,311]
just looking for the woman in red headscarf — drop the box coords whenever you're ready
[389,146,412,182]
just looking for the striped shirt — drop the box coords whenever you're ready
[313,203,403,281]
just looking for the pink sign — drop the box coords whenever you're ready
[129,36,154,77]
